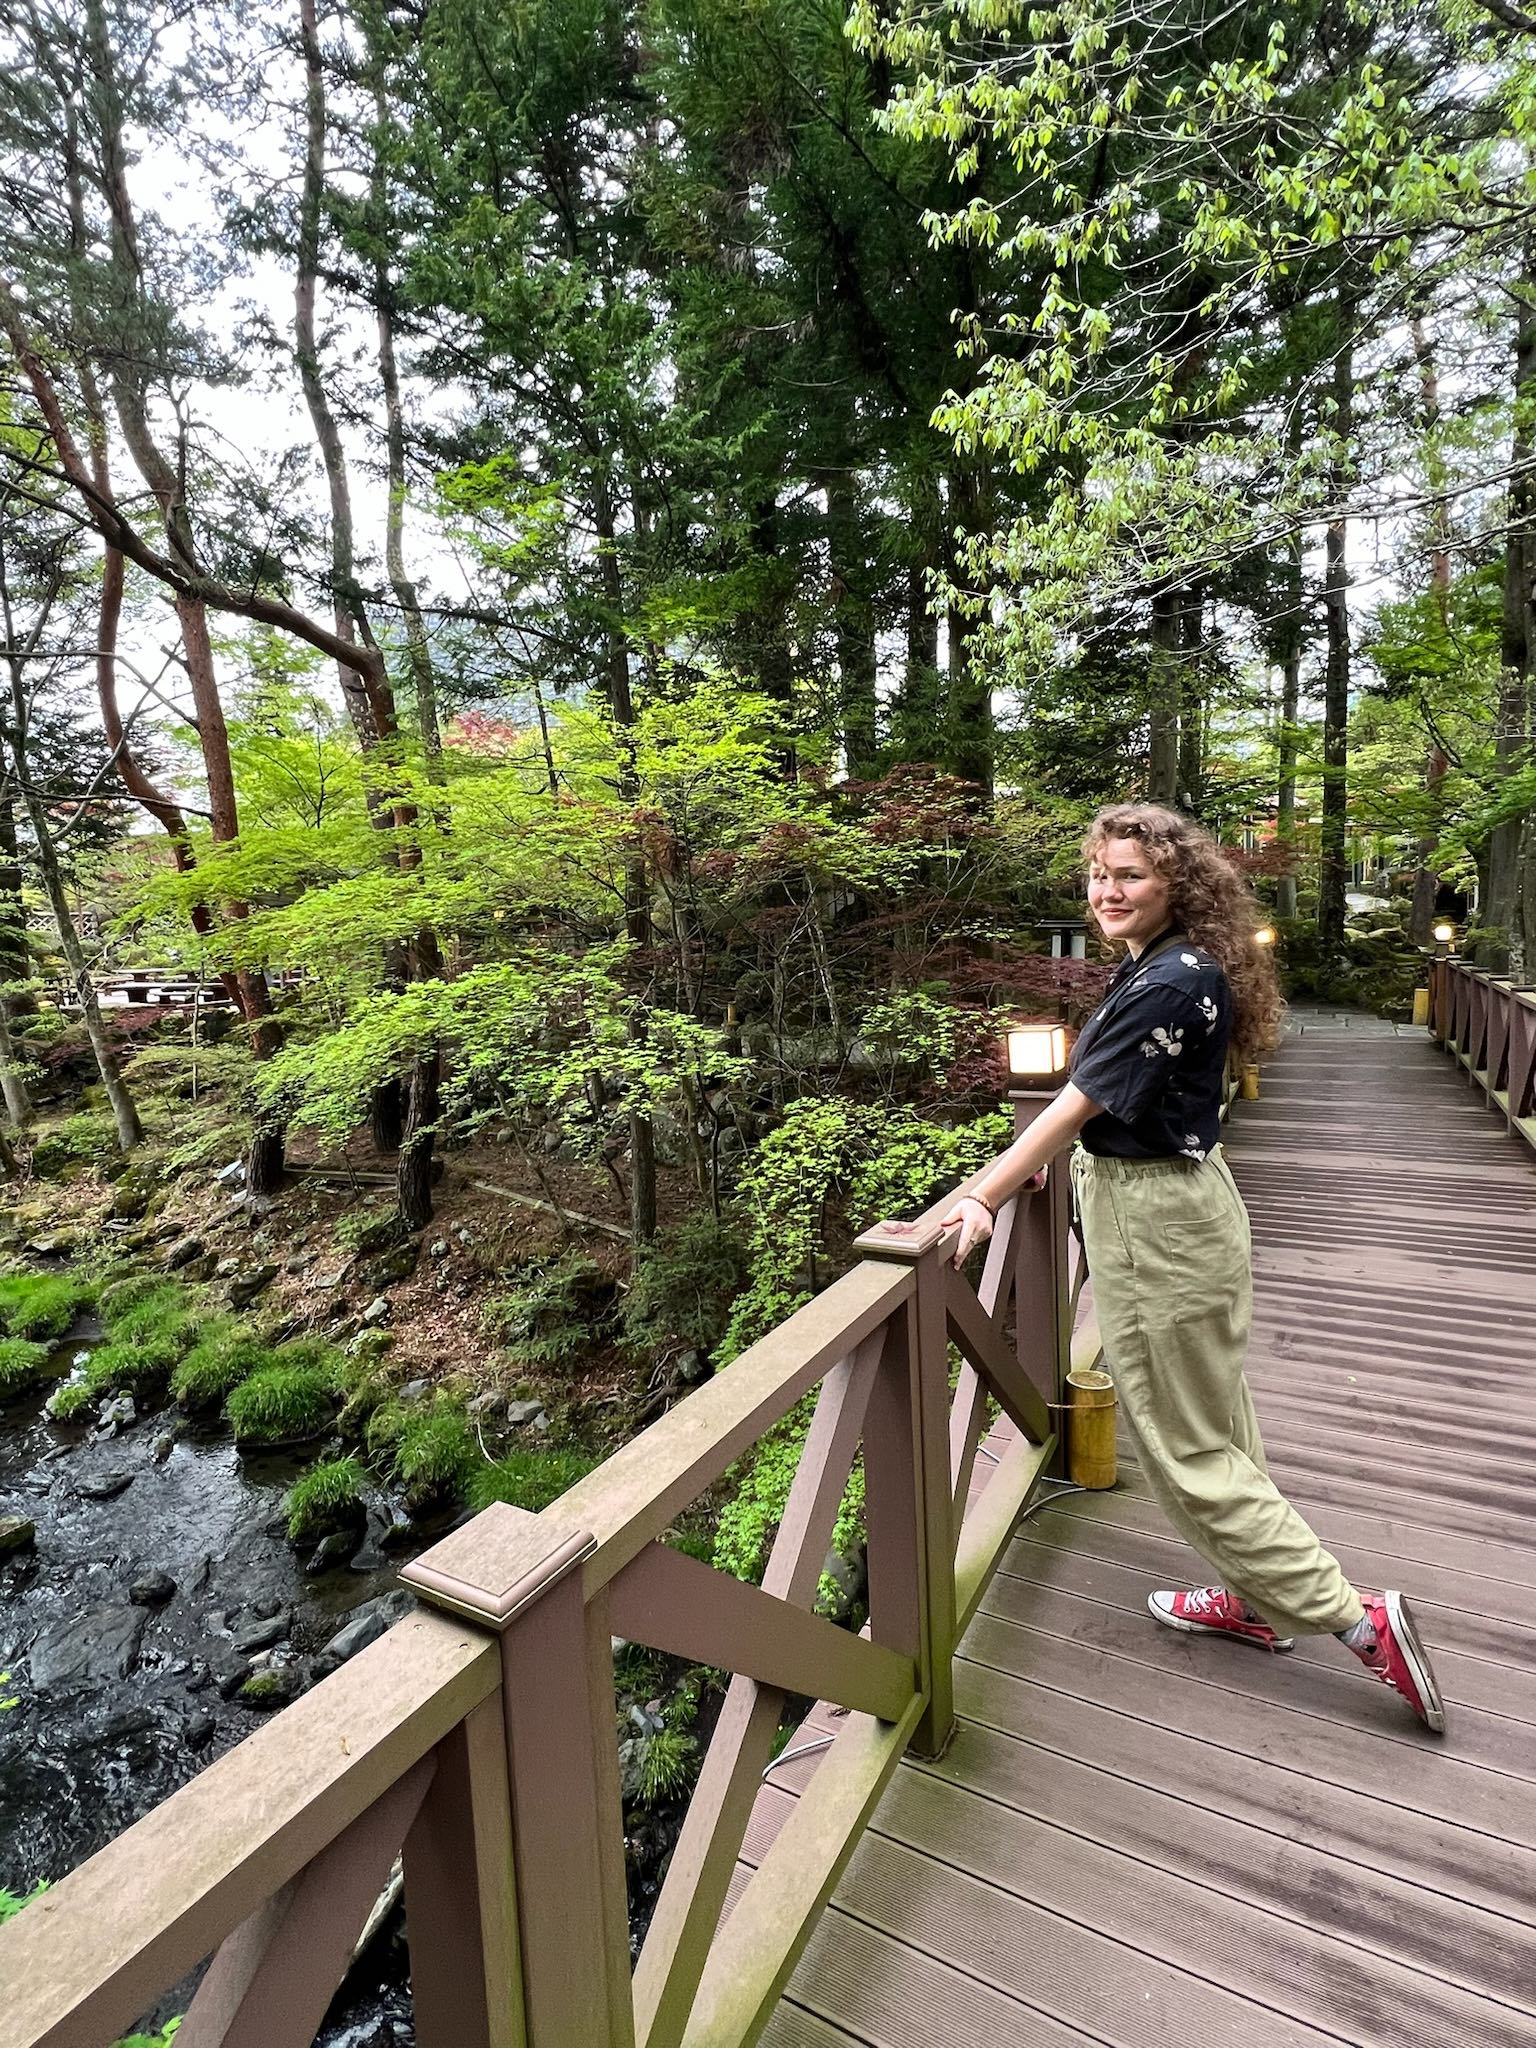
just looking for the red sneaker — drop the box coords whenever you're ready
[1148,1586,1295,1652]
[1347,1591,1447,1734]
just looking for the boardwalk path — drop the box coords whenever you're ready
[758,1012,1536,2048]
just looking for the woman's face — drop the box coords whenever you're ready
[1087,836,1174,954]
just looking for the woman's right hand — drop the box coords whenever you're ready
[940,1194,995,1268]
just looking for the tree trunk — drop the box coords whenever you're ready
[1275,520,1304,922]
[398,1050,440,1233]
[1177,588,1204,812]
[1317,320,1353,950]
[944,464,993,795]
[1409,316,1452,948]
[0,793,34,1011]
[1488,267,1536,973]
[0,995,32,1129]
[826,468,878,778]
[1148,584,1181,803]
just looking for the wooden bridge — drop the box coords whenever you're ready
[7,959,1536,2048]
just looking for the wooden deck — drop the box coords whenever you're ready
[756,1011,1536,2047]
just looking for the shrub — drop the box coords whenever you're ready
[226,1365,337,1446]
[0,1273,93,1342]
[634,1726,697,1806]
[469,1445,597,1516]
[46,1380,93,1421]
[482,1255,614,1371]
[270,1336,345,1378]
[98,1274,170,1324]
[101,1281,200,1351]
[84,1338,180,1400]
[391,1407,479,1507]
[46,1376,93,1425]
[0,1337,51,1401]
[713,1396,864,1605]
[0,1880,49,1925]
[622,1217,748,1358]
[284,1457,367,1543]
[171,1328,274,1412]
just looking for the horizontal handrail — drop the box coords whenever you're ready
[1427,959,1536,1157]
[7,1610,499,2048]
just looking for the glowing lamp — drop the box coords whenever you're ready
[1253,925,1276,948]
[1006,1023,1068,1083]
[1432,922,1455,944]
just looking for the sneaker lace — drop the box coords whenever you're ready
[1184,1586,1223,1617]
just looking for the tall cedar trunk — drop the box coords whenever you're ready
[1409,317,1452,947]
[945,463,993,795]
[826,469,878,778]
[397,1049,440,1232]
[593,467,655,1241]
[0,792,34,1010]
[1489,269,1536,973]
[1148,584,1181,803]
[1176,588,1204,812]
[1275,495,1304,922]
[0,993,31,1128]
[1317,321,1353,950]
[897,463,942,759]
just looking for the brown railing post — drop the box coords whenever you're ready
[401,1511,633,2048]
[858,1231,957,1759]
[1008,1090,1074,1472]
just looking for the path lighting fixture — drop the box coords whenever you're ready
[1432,922,1455,945]
[1006,1023,1069,1086]
[1253,925,1277,948]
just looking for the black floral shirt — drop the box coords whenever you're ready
[1069,932,1231,1161]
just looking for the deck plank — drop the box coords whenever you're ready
[757,1017,1536,2046]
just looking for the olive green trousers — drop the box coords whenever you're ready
[1071,1146,1364,1638]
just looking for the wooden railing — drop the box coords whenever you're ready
[1428,958,1536,1156]
[5,1096,1090,2048]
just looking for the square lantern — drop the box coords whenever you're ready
[1006,1023,1069,1084]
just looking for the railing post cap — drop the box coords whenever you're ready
[400,1503,596,1631]
[853,1217,949,1262]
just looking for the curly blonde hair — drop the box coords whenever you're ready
[1082,804,1284,1061]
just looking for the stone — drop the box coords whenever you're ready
[676,1349,711,1386]
[0,1514,37,1557]
[348,1540,389,1573]
[397,1379,430,1405]
[24,1233,73,1257]
[183,1254,218,1283]
[162,1236,206,1270]
[96,1393,137,1437]
[310,1590,415,1679]
[214,1255,243,1279]
[366,1245,417,1288]
[129,1568,176,1607]
[506,1399,546,1428]
[466,1390,502,1418]
[238,1665,305,1709]
[108,1168,157,1222]
[285,1249,317,1275]
[214,1160,246,1186]
[183,1664,211,1694]
[150,1430,179,1465]
[306,1530,358,1574]
[305,1266,349,1292]
[233,1612,290,1655]
[29,1604,148,1690]
[210,1648,254,1700]
[360,1296,391,1327]
[76,1469,135,1502]
[182,1710,217,1750]
[227,1263,278,1309]
[429,1239,449,1259]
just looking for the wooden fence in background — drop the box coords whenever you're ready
[1429,957,1536,1156]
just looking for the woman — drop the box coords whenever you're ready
[939,802,1446,1732]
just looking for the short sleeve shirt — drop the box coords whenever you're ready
[1069,932,1232,1161]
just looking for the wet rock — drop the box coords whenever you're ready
[360,1296,391,1327]
[183,1710,217,1750]
[0,1514,37,1556]
[96,1394,137,1437]
[378,1506,416,1551]
[306,1530,358,1574]
[310,1591,416,1679]
[233,1612,290,1656]
[30,1604,148,1690]
[102,1706,157,1741]
[348,1539,389,1573]
[76,1469,135,1502]
[506,1400,546,1428]
[162,1236,206,1270]
[210,1648,254,1700]
[183,1662,211,1694]
[129,1569,177,1607]
[238,1665,305,1709]
[227,1263,278,1309]
[150,1429,180,1465]
[249,1596,284,1620]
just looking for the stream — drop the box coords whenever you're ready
[0,1330,415,2044]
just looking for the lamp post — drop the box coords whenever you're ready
[1433,921,1455,957]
